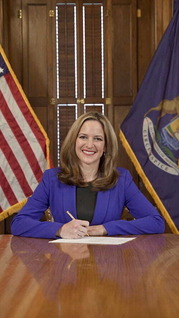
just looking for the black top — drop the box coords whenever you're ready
[76,185,97,223]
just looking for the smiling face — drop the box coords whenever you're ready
[75,120,106,171]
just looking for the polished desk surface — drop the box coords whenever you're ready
[0,234,179,318]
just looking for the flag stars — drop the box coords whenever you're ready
[0,67,4,74]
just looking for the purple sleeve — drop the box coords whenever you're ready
[103,170,165,235]
[11,170,63,239]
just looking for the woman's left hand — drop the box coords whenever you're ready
[87,225,107,236]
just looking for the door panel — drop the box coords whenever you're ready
[112,0,137,106]
[22,0,52,132]
[55,1,105,164]
[108,0,137,180]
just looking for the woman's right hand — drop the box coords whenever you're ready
[56,219,89,239]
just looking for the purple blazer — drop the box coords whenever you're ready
[11,167,165,238]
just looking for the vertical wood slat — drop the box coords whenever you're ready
[56,3,76,98]
[19,0,54,160]
[154,0,173,48]
[3,0,23,83]
[57,105,77,162]
[137,0,156,88]
[84,4,103,98]
[0,0,3,46]
[112,0,137,106]
[28,5,47,97]
[22,1,50,99]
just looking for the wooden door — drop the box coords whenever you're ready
[55,0,106,165]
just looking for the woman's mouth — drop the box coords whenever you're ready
[82,150,96,155]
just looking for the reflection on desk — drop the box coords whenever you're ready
[0,234,179,318]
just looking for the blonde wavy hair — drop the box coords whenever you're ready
[58,112,119,190]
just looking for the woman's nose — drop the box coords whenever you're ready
[86,138,93,148]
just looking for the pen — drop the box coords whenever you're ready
[66,210,75,220]
[66,210,89,236]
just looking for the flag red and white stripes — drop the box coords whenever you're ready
[0,45,51,220]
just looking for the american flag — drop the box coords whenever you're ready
[0,45,51,221]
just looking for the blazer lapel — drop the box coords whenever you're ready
[62,184,77,222]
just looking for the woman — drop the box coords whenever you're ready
[11,112,165,238]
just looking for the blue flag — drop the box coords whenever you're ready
[119,1,179,233]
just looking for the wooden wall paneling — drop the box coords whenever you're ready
[22,1,49,105]
[105,0,113,122]
[136,0,156,197]
[55,3,76,100]
[137,0,156,87]
[162,0,173,31]
[137,0,173,89]
[83,3,103,99]
[0,0,3,45]
[48,0,56,165]
[112,0,137,107]
[154,0,173,47]
[24,5,48,97]
[21,0,55,161]
[1,0,10,51]
[3,0,23,83]
[110,0,137,179]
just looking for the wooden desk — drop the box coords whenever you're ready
[0,234,178,318]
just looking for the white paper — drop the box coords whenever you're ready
[49,236,136,245]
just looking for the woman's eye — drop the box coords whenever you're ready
[94,137,103,141]
[79,135,87,139]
